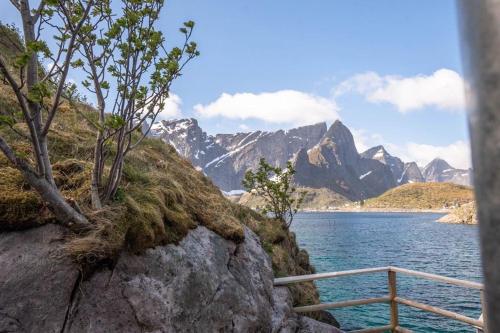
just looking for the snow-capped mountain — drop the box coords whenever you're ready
[293,121,396,200]
[360,146,425,185]
[422,158,472,186]
[361,145,405,184]
[151,119,326,190]
[150,118,471,199]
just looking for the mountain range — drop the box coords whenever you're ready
[150,118,472,200]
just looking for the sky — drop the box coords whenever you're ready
[0,1,471,169]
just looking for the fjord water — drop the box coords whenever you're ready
[292,212,482,333]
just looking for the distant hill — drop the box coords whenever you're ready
[364,182,474,210]
[238,187,351,211]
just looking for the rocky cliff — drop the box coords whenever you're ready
[150,118,470,199]
[151,119,326,190]
[0,224,341,333]
[400,162,425,184]
[293,121,396,200]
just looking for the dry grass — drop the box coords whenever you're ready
[365,182,474,209]
[0,95,244,261]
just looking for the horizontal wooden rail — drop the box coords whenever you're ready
[389,266,484,290]
[395,297,483,328]
[273,266,485,333]
[295,296,390,312]
[274,266,389,285]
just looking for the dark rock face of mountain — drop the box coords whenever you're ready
[152,119,327,191]
[0,224,341,333]
[400,162,425,183]
[422,158,472,186]
[151,118,471,199]
[293,121,396,200]
[361,146,405,184]
[150,118,227,169]
[361,146,426,185]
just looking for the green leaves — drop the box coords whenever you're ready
[27,82,52,103]
[0,115,16,128]
[183,20,195,29]
[13,53,30,69]
[242,158,304,228]
[13,40,53,69]
[71,59,84,68]
[104,115,126,130]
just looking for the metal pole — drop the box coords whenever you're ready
[457,2,500,332]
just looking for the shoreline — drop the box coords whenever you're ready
[300,207,450,213]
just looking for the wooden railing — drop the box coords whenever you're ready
[274,266,485,333]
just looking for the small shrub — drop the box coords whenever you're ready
[242,158,305,229]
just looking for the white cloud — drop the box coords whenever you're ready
[238,124,250,131]
[155,93,182,121]
[138,93,182,123]
[403,140,471,169]
[194,90,340,126]
[335,69,466,112]
[351,128,384,153]
[357,136,471,169]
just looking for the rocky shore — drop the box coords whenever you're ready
[437,202,477,224]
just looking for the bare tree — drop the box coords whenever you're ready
[74,0,199,208]
[0,0,95,230]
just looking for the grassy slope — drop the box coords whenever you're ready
[364,182,474,210]
[239,187,351,211]
[0,23,326,315]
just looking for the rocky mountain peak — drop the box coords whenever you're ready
[424,158,453,174]
[423,158,471,186]
[399,162,425,184]
[361,145,405,184]
[324,120,355,145]
[321,120,359,167]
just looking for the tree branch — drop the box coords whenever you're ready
[9,0,20,11]
[42,0,94,136]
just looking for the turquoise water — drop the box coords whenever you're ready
[291,212,482,333]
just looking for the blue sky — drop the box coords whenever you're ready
[0,1,470,168]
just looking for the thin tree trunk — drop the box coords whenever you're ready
[90,132,104,209]
[108,156,124,201]
[39,136,56,187]
[103,128,126,202]
[26,169,90,231]
[0,136,90,231]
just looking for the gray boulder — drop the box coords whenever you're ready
[0,224,79,333]
[0,225,343,333]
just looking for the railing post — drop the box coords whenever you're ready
[388,270,399,332]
